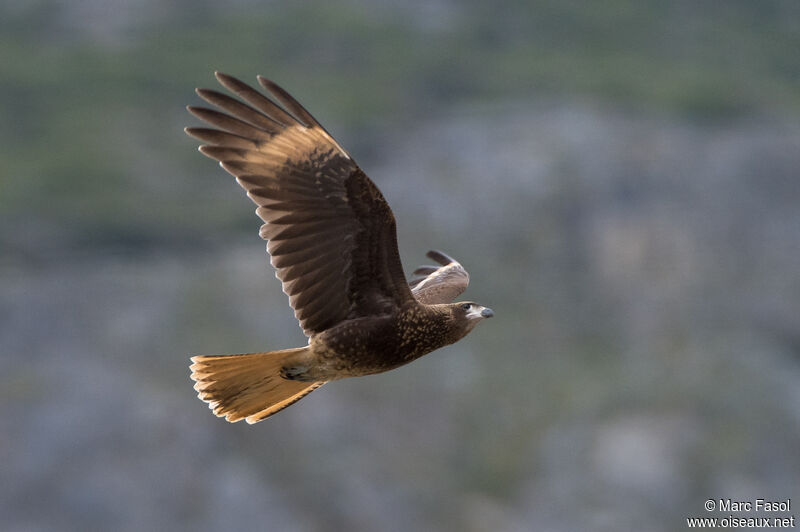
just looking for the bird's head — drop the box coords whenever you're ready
[448,301,494,335]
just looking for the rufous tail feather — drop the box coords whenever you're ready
[190,347,324,423]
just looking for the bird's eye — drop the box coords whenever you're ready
[462,303,471,310]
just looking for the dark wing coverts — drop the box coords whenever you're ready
[409,250,470,304]
[186,73,414,335]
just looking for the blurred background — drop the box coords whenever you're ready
[2,1,799,530]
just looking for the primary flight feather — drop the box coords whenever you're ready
[186,72,493,423]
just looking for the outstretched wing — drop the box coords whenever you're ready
[409,250,470,304]
[186,73,414,336]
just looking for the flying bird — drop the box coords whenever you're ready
[186,73,493,423]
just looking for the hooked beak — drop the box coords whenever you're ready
[466,305,495,320]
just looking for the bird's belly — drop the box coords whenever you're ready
[310,315,438,378]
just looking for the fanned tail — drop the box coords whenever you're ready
[190,347,324,423]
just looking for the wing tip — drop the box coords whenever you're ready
[427,249,457,265]
[197,145,220,160]
[184,126,209,141]
[256,74,275,89]
[215,71,250,93]
[195,87,224,105]
[186,105,208,121]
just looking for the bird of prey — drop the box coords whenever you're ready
[186,73,494,423]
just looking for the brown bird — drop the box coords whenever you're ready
[186,73,494,423]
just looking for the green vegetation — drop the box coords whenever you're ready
[2,1,798,254]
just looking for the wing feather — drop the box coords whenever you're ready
[409,250,470,304]
[187,106,274,141]
[278,257,340,283]
[196,89,284,133]
[187,74,414,335]
[261,221,347,242]
[215,72,298,127]
[269,232,342,256]
[186,128,259,149]
[270,244,340,269]
[257,76,322,129]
